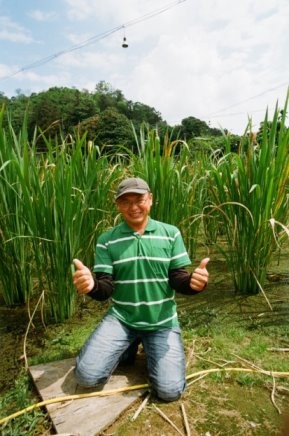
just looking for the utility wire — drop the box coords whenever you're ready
[203,107,274,120]
[2,0,287,124]
[203,81,288,118]
[0,0,187,81]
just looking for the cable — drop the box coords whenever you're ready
[0,0,188,82]
[204,81,289,118]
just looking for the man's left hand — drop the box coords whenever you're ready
[190,257,210,291]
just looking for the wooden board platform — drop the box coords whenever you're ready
[29,357,147,435]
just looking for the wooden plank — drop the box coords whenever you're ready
[29,357,147,435]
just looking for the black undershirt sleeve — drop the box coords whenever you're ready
[169,267,199,295]
[87,267,199,301]
[87,272,114,301]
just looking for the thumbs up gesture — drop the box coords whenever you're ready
[72,258,94,294]
[190,257,210,292]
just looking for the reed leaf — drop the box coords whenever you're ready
[131,126,207,258]
[0,112,122,320]
[208,93,289,294]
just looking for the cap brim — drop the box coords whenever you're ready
[115,188,149,199]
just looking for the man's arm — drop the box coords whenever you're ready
[72,258,114,301]
[169,258,209,294]
[87,272,114,301]
[169,268,195,294]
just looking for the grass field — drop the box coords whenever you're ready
[1,246,289,435]
[1,100,289,434]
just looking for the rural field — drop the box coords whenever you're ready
[1,247,289,435]
[0,98,289,435]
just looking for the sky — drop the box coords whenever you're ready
[0,0,289,135]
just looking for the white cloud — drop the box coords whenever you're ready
[0,63,16,78]
[1,0,289,134]
[11,70,72,95]
[65,32,94,45]
[28,10,57,22]
[0,16,33,43]
[64,0,157,22]
[55,0,289,133]
[58,50,127,71]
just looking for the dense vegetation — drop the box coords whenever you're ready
[0,81,241,152]
[0,85,289,434]
[0,91,288,322]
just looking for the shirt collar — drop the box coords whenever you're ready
[120,217,157,234]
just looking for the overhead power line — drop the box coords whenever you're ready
[203,81,289,118]
[0,0,187,81]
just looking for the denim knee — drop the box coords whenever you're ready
[74,360,108,388]
[154,380,186,402]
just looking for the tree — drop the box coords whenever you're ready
[0,92,10,130]
[29,93,62,139]
[95,107,134,150]
[0,92,9,108]
[7,92,31,133]
[126,101,163,130]
[0,83,234,152]
[180,116,211,139]
[93,81,125,112]
[76,114,100,141]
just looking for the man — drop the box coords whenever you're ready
[73,177,209,402]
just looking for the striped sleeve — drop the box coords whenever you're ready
[93,235,113,274]
[169,230,191,269]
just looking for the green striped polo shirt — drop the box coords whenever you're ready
[93,217,191,331]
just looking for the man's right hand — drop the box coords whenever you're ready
[73,258,94,294]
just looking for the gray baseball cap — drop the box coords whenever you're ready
[115,177,151,199]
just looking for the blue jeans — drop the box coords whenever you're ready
[75,314,186,402]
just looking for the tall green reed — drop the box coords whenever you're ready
[0,108,35,304]
[207,96,289,295]
[26,133,122,322]
[0,110,122,320]
[130,126,208,258]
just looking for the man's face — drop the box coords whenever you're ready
[116,193,153,229]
